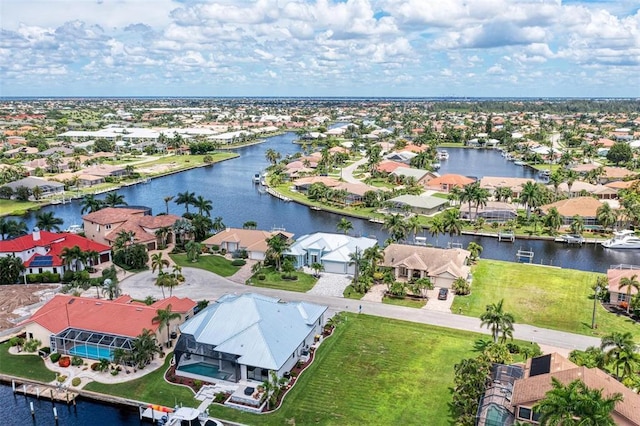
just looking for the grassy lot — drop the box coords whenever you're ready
[452,260,640,339]
[208,314,482,425]
[382,296,427,308]
[249,267,316,292]
[0,343,57,382]
[343,284,364,299]
[170,254,240,277]
[84,353,198,408]
[0,200,39,216]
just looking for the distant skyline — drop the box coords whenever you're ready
[2,0,639,98]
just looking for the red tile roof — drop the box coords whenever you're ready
[22,294,196,337]
[82,207,147,225]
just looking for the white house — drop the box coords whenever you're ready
[286,232,378,274]
[174,293,327,383]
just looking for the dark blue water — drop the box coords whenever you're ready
[12,135,633,272]
[0,384,139,425]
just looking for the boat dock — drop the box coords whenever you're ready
[6,377,78,405]
[265,187,291,202]
[498,231,515,242]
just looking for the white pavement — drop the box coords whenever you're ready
[120,268,600,352]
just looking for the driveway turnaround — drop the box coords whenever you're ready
[121,268,600,352]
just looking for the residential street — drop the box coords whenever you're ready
[119,267,601,352]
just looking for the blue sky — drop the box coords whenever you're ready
[1,0,639,98]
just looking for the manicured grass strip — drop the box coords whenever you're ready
[452,259,640,339]
[0,343,57,382]
[207,314,481,425]
[84,354,197,408]
[170,254,240,277]
[343,284,364,299]
[382,296,427,308]
[249,267,316,292]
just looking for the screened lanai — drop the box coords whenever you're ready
[50,327,134,361]
[174,334,241,382]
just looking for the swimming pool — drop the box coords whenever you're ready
[178,362,231,380]
[68,344,113,360]
[485,404,512,426]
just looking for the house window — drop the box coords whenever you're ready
[617,293,628,302]
[518,407,532,421]
[106,224,111,230]
[399,266,408,277]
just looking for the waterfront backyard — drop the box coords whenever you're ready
[452,260,640,339]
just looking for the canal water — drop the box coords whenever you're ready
[0,384,140,425]
[14,136,636,273]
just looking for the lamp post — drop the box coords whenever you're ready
[592,285,601,330]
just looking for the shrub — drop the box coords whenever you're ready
[40,347,51,355]
[23,339,41,353]
[257,274,266,280]
[90,362,100,371]
[231,259,246,266]
[110,370,119,376]
[213,392,228,403]
[220,248,227,255]
[9,337,24,347]
[72,356,83,366]
[50,353,61,363]
[62,270,75,283]
[58,356,71,367]
[193,380,203,391]
[71,377,81,387]
[57,375,67,383]
[211,244,220,252]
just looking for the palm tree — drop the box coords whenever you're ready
[163,195,174,215]
[185,240,201,262]
[175,191,196,214]
[101,279,121,300]
[266,235,289,272]
[132,329,162,369]
[265,148,281,165]
[460,183,478,218]
[151,253,169,276]
[533,378,623,426]
[35,211,64,232]
[480,299,515,343]
[429,216,445,247]
[596,202,617,232]
[467,242,483,262]
[472,186,490,217]
[152,304,182,347]
[80,194,104,214]
[618,275,640,314]
[60,245,84,272]
[520,181,543,218]
[212,216,226,233]
[193,195,213,217]
[383,214,407,242]
[442,208,463,237]
[336,218,353,235]
[103,192,127,207]
[601,331,637,379]
[405,215,422,242]
[570,214,585,236]
[0,255,25,284]
[544,207,563,234]
[362,244,384,277]
[243,221,257,230]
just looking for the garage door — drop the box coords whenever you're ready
[322,261,346,274]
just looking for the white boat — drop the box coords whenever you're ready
[437,150,449,160]
[601,230,640,249]
[514,160,526,166]
[539,169,551,177]
[64,225,83,234]
[432,162,441,170]
[252,172,261,184]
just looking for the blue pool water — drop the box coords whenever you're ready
[178,362,230,380]
[485,404,512,426]
[68,345,113,361]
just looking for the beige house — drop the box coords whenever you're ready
[540,197,608,227]
[480,176,536,200]
[202,228,293,260]
[607,267,640,307]
[381,244,470,289]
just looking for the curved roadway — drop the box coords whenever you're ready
[120,268,599,352]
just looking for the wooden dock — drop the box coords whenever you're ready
[6,377,78,405]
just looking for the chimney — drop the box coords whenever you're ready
[33,227,41,241]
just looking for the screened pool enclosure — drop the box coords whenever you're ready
[174,333,242,382]
[50,327,134,361]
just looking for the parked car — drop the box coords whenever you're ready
[438,288,448,300]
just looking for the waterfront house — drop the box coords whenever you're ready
[286,232,377,274]
[551,181,618,200]
[376,160,409,174]
[384,150,417,164]
[202,227,293,261]
[607,267,640,307]
[174,293,327,383]
[460,201,517,222]
[390,167,436,186]
[424,174,475,193]
[386,194,448,216]
[0,229,111,278]
[82,207,183,250]
[20,294,196,360]
[540,197,607,227]
[380,243,471,289]
[292,176,341,192]
[479,176,536,200]
[2,176,65,199]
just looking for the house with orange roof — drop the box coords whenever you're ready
[20,294,196,360]
[601,167,637,183]
[292,176,341,192]
[480,176,536,200]
[425,174,476,192]
[0,229,111,278]
[82,207,184,250]
[376,160,409,174]
[540,197,609,227]
[202,227,293,261]
[607,266,640,308]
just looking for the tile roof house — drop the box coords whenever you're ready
[509,353,640,425]
[21,294,196,360]
[174,293,327,384]
[479,176,536,200]
[425,174,476,192]
[540,197,609,227]
[607,267,640,308]
[3,176,65,198]
[0,229,111,278]
[387,194,448,216]
[381,243,471,289]
[82,207,183,250]
[287,232,378,274]
[202,228,294,261]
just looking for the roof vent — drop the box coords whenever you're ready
[136,308,143,311]
[95,302,102,306]
[68,299,75,305]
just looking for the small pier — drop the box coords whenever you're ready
[516,249,534,263]
[9,378,78,405]
[498,231,515,242]
[265,187,291,202]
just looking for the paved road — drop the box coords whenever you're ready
[121,268,600,352]
[340,157,368,184]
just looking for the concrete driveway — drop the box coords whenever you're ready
[423,288,454,313]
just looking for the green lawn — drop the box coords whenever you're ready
[452,260,640,339]
[382,296,427,308]
[208,314,480,425]
[0,343,57,382]
[170,253,240,277]
[249,267,317,292]
[84,354,197,408]
[343,284,364,299]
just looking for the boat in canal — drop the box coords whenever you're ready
[437,150,449,160]
[252,172,261,184]
[601,230,640,249]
